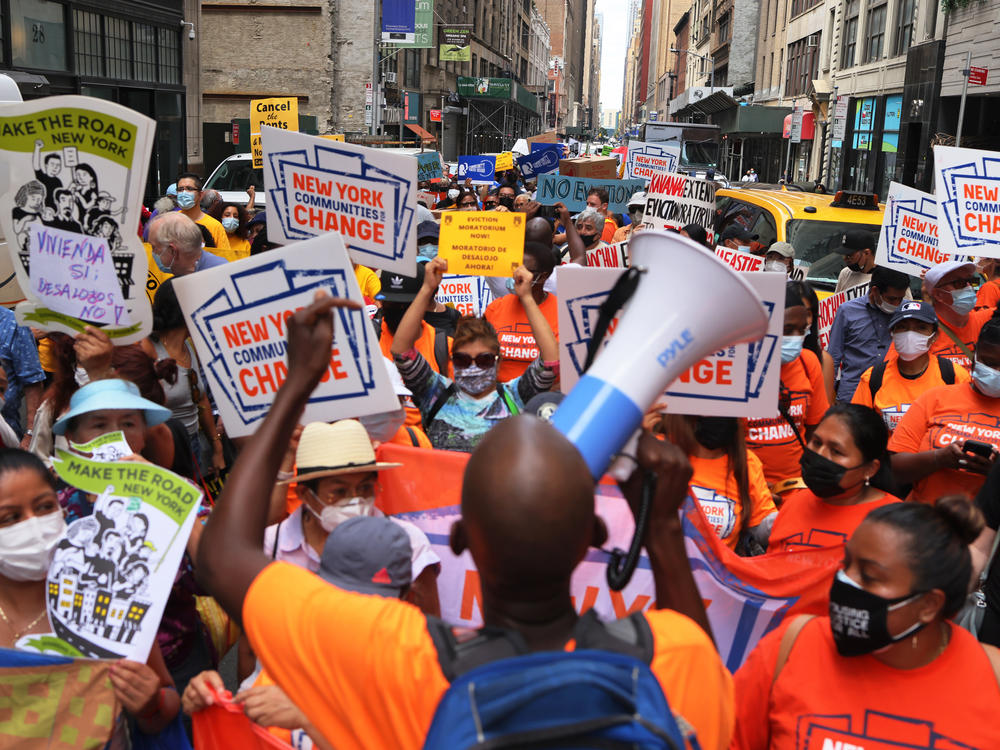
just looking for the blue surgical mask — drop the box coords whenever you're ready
[221,216,239,233]
[973,361,1000,398]
[418,243,438,260]
[176,191,196,209]
[949,287,977,316]
[781,335,805,363]
[153,249,173,274]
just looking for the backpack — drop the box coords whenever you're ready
[422,610,700,750]
[868,355,955,400]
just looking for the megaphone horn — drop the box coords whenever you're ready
[551,229,769,480]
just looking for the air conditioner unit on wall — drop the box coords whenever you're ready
[807,33,820,47]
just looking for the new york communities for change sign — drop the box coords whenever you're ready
[624,141,681,180]
[935,145,1000,260]
[876,181,968,276]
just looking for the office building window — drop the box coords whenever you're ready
[158,27,179,84]
[74,9,102,76]
[789,0,821,18]
[105,15,131,79]
[133,22,157,82]
[785,33,820,96]
[718,11,730,44]
[893,0,915,56]
[864,2,887,62]
[11,0,66,70]
[842,0,859,68]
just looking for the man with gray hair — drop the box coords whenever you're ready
[148,212,228,276]
[200,188,223,216]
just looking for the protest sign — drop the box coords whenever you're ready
[262,126,417,276]
[558,267,782,417]
[457,155,496,184]
[715,245,764,272]
[417,190,445,208]
[415,151,443,182]
[436,273,495,316]
[46,449,202,661]
[494,151,514,172]
[818,282,870,349]
[69,430,132,462]
[536,174,645,213]
[586,240,630,268]
[250,97,298,169]
[641,172,717,245]
[517,145,561,179]
[0,235,25,306]
[528,131,558,144]
[624,140,681,180]
[438,211,525,276]
[935,145,1000,260]
[0,95,155,343]
[876,181,965,275]
[173,233,397,437]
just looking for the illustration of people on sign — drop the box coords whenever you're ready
[12,181,50,251]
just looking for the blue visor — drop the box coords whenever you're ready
[52,379,173,436]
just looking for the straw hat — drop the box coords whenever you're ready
[279,420,401,484]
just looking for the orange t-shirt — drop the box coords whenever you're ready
[601,217,618,243]
[852,357,971,432]
[768,488,898,552]
[746,350,830,485]
[688,451,776,550]
[244,562,734,750]
[483,293,559,382]
[888,382,1000,503]
[732,616,1000,750]
[380,320,451,427]
[886,308,992,370]
[976,278,1000,311]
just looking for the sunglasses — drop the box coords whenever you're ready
[459,201,477,207]
[452,352,498,368]
[939,277,977,290]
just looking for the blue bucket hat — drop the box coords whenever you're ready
[53,379,172,436]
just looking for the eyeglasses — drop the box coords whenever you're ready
[484,200,499,207]
[459,201,477,208]
[176,186,199,193]
[452,352,498,368]
[309,481,378,504]
[938,277,977,291]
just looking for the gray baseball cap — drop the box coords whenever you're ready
[318,516,412,597]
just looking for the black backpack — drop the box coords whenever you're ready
[868,356,955,400]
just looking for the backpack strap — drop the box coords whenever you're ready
[868,361,887,401]
[405,426,421,447]
[433,328,450,375]
[424,384,456,426]
[982,643,1000,694]
[772,614,815,688]
[776,380,806,449]
[497,383,519,416]
[939,323,976,363]
[425,616,530,681]
[938,355,956,385]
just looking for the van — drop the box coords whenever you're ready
[203,153,265,210]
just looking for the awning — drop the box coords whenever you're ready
[406,123,437,142]
[782,112,816,140]
[0,70,49,96]
[669,87,736,117]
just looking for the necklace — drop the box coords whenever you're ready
[0,600,47,644]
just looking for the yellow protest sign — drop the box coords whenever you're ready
[250,97,298,167]
[438,211,525,276]
[321,134,346,142]
[495,151,514,172]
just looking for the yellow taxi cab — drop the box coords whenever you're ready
[715,186,885,297]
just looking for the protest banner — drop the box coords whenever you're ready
[935,145,1000,260]
[557,267,782,417]
[375,443,840,672]
[818,282,870,349]
[0,95,155,343]
[438,211,525,276]
[494,151,514,172]
[457,155,496,184]
[436,273,495,316]
[536,174,645,213]
[44,450,201,661]
[173,233,397,437]
[586,240,630,268]
[417,190,446,208]
[262,126,417,276]
[715,245,764,272]
[517,145,561,179]
[250,97,297,169]
[641,172,717,245]
[876,181,965,275]
[624,140,681,180]
[415,151,443,182]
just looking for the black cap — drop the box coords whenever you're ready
[377,263,425,303]
[416,220,439,242]
[836,229,874,254]
[720,225,757,243]
[889,300,938,330]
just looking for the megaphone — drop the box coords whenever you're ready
[551,229,769,480]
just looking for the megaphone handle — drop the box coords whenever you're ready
[606,470,657,592]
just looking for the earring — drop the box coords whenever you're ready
[864,476,871,486]
[912,632,918,649]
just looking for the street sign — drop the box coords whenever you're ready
[429,109,442,122]
[790,104,803,144]
[969,66,989,86]
[832,96,849,141]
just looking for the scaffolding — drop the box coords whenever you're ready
[465,98,541,154]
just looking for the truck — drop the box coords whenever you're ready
[638,121,722,173]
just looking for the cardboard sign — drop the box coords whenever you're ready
[527,131,558,144]
[457,155,496,184]
[558,156,619,180]
[586,240,630,268]
[262,127,417,276]
[536,175,646,213]
[47,450,202,661]
[557,268,782,417]
[0,95,155,343]
[818,282,870,350]
[172,233,398,437]
[250,97,298,169]
[641,172,717,245]
[517,145,561,179]
[438,211,525,276]
[935,145,1000,260]
[494,151,514,172]
[714,245,764,272]
[415,151,443,182]
[876,181,966,275]
[624,140,681,180]
[436,273,495,316]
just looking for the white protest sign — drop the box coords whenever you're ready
[818,282,870,349]
[935,145,1000,260]
[45,450,202,661]
[0,96,155,343]
[625,140,681,181]
[262,126,417,275]
[172,233,398,438]
[641,172,717,245]
[436,273,495,316]
[715,245,763,272]
[586,240,630,268]
[876,182,967,275]
[558,268,782,417]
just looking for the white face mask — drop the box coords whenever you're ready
[763,260,787,274]
[0,512,66,581]
[892,330,933,362]
[306,493,375,533]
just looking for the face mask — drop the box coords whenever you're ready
[846,262,864,273]
[578,232,598,246]
[876,298,899,315]
[0,512,66,581]
[800,448,864,498]
[764,260,787,274]
[381,306,406,334]
[447,189,460,200]
[781,335,804,363]
[152,249,173,274]
[737,244,750,253]
[418,243,438,260]
[973,361,1000,398]
[499,196,515,210]
[629,209,644,224]
[948,287,977,316]
[221,217,239,233]
[829,569,927,657]
[307,494,375,533]
[176,191,196,209]
[454,363,497,395]
[694,416,737,451]
[892,330,933,361]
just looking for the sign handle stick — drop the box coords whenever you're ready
[957,50,971,148]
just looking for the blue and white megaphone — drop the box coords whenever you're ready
[551,229,769,480]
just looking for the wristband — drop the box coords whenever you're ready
[396,348,419,362]
[542,359,561,377]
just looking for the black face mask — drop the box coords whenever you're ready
[800,448,865,498]
[829,570,927,656]
[381,306,406,334]
[846,262,864,273]
[578,232,598,246]
[499,195,515,210]
[694,416,737,451]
